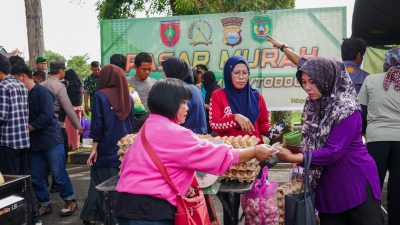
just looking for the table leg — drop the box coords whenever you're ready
[218,192,240,225]
[104,191,112,225]
[229,192,236,225]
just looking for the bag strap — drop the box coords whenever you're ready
[303,151,313,225]
[140,124,181,195]
[303,151,312,194]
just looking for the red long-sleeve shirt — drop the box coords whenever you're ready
[209,89,270,143]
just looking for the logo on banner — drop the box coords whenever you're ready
[188,20,213,46]
[221,17,243,47]
[251,16,272,43]
[160,20,180,47]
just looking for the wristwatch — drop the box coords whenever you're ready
[280,44,288,52]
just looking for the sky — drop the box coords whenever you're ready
[0,0,355,62]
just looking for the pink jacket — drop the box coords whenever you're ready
[116,114,239,206]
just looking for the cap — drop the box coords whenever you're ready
[50,62,66,70]
[49,62,66,74]
[35,56,47,63]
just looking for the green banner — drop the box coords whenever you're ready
[363,46,400,74]
[100,7,346,110]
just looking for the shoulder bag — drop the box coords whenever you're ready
[284,152,317,225]
[140,124,211,225]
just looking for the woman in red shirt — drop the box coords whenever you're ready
[209,55,271,225]
[209,55,270,142]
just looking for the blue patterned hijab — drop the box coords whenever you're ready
[223,56,260,124]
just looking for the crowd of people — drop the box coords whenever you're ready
[0,34,399,225]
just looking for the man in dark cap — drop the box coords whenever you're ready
[42,62,83,156]
[34,56,47,73]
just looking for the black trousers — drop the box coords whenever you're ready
[319,185,384,225]
[367,141,400,225]
[0,146,28,174]
[61,127,69,159]
[0,146,40,224]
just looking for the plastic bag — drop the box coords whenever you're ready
[242,166,279,225]
[129,86,147,115]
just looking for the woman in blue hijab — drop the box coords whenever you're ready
[209,56,270,140]
[209,56,271,225]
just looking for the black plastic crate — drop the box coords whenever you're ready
[0,175,33,225]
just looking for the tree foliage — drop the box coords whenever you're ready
[95,0,295,19]
[67,54,92,80]
[44,50,91,80]
[45,50,66,65]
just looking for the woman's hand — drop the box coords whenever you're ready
[276,146,303,163]
[235,114,255,134]
[87,150,97,166]
[254,144,274,161]
[266,35,283,49]
[87,142,99,166]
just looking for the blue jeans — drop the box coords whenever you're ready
[29,143,75,206]
[117,218,173,225]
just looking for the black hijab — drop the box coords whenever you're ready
[202,71,219,104]
[65,69,82,106]
[161,57,194,84]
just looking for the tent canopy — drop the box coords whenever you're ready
[352,0,400,45]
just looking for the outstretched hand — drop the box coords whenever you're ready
[266,34,283,49]
[275,143,304,163]
[255,144,274,161]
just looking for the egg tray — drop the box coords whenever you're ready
[202,135,261,183]
[219,163,261,183]
[212,135,259,148]
[117,133,138,161]
[230,158,258,171]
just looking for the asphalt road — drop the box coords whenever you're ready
[39,164,388,225]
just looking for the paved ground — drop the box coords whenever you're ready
[41,165,90,225]
[40,164,389,225]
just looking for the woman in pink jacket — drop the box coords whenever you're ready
[115,78,274,225]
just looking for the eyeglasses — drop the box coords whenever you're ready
[232,70,249,78]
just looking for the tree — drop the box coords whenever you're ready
[25,0,45,68]
[45,50,66,64]
[67,54,92,80]
[95,0,295,19]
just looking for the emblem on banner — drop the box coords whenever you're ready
[251,16,272,43]
[160,20,180,47]
[221,17,243,47]
[188,20,213,46]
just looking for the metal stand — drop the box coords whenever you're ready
[95,175,119,225]
[96,175,256,225]
[217,180,256,225]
